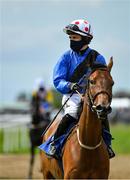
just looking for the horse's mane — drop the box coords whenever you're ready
[91,63,108,73]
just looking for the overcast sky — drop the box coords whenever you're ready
[0,0,130,103]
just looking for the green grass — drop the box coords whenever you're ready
[0,129,3,152]
[0,124,130,154]
[111,124,130,154]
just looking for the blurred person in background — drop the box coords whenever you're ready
[31,78,51,126]
[50,19,115,158]
[28,78,52,178]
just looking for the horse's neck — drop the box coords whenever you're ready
[79,102,102,147]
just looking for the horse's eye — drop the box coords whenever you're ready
[89,80,95,85]
[112,81,114,86]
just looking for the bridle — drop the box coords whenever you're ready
[87,89,112,119]
[85,68,112,119]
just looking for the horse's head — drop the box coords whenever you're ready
[86,57,114,119]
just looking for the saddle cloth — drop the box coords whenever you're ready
[39,121,76,159]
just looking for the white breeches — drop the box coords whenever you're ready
[62,93,81,119]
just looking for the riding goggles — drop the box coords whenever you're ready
[64,24,92,38]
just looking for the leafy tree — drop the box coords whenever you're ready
[51,88,62,108]
[16,92,30,102]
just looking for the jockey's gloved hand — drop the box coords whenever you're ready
[70,83,80,92]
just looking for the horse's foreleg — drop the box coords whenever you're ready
[64,168,79,179]
[43,171,55,179]
[28,145,35,179]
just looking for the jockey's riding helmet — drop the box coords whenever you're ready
[63,19,93,39]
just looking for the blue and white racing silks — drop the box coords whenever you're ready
[53,47,106,94]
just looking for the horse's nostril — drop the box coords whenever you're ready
[96,105,112,115]
[96,105,104,111]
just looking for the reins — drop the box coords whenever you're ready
[74,90,103,150]
[74,89,103,150]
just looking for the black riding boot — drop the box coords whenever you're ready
[50,114,77,156]
[102,118,115,159]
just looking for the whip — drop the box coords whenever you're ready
[41,91,74,136]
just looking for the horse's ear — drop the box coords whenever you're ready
[107,56,113,72]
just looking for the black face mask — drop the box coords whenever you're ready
[70,40,87,52]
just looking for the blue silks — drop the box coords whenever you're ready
[102,128,113,146]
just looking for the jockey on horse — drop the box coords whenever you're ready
[28,78,51,178]
[50,19,115,158]
[30,78,51,143]
[31,78,51,126]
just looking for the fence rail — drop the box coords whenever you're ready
[0,114,31,153]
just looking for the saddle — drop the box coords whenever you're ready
[39,120,77,159]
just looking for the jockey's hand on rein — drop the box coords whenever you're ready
[70,83,81,92]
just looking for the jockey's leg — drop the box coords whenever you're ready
[102,117,115,159]
[50,114,77,156]
[50,94,81,156]
[53,114,76,138]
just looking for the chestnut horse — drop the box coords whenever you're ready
[40,57,114,179]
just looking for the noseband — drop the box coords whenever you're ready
[88,90,112,108]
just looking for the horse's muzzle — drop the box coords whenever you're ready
[92,105,112,119]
